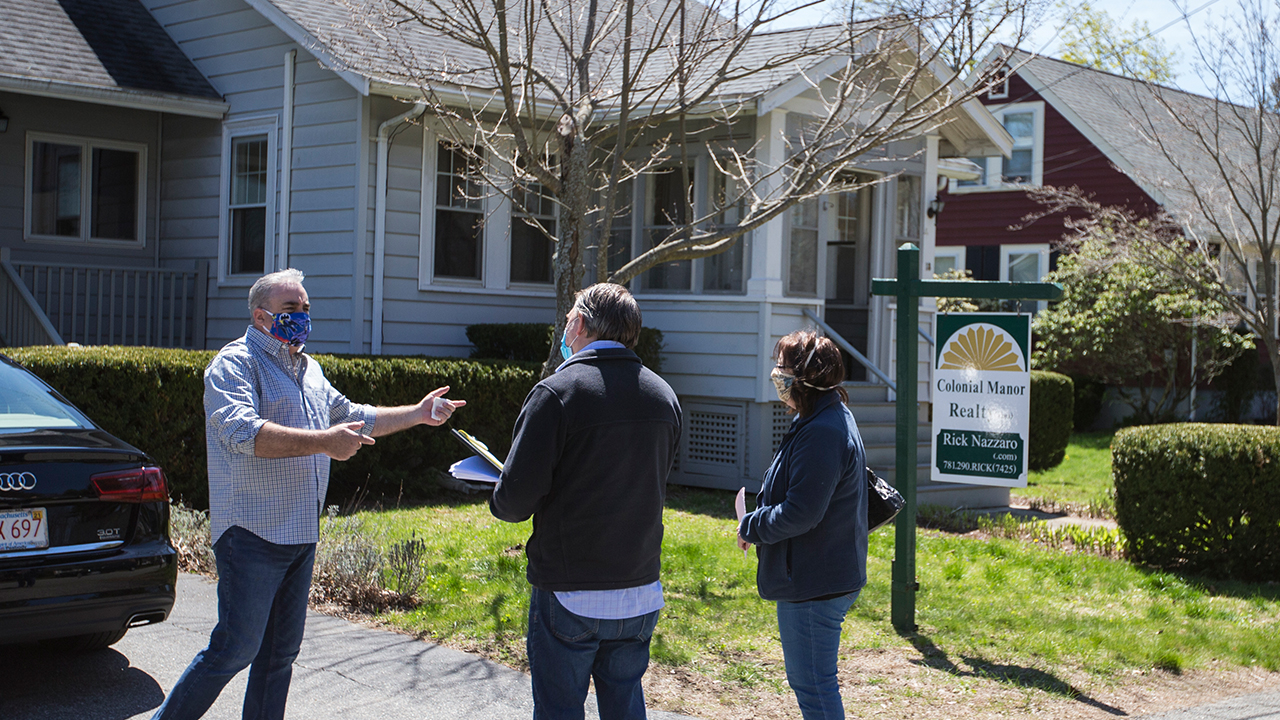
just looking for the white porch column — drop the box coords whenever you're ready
[921,134,940,280]
[746,109,788,299]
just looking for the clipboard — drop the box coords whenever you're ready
[451,429,505,473]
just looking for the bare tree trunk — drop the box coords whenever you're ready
[542,119,590,378]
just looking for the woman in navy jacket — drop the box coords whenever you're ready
[738,330,868,719]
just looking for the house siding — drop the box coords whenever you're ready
[139,0,364,352]
[0,92,162,266]
[937,73,1159,248]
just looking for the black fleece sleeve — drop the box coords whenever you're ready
[489,384,566,523]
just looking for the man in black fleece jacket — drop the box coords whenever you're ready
[491,283,681,720]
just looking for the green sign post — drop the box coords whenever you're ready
[871,243,1063,633]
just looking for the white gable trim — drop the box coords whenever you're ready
[242,0,371,96]
[1015,65,1171,208]
[757,55,850,116]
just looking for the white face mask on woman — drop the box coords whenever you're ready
[772,344,841,404]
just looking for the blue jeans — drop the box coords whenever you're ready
[152,525,316,720]
[526,587,660,720]
[776,591,860,720]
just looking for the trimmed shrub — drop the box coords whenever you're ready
[468,322,665,373]
[1112,423,1280,581]
[5,346,538,509]
[1029,370,1073,471]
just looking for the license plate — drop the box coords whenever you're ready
[0,508,48,551]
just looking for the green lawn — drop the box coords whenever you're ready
[344,482,1280,691]
[1014,431,1116,516]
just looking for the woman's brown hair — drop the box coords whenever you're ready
[773,329,847,417]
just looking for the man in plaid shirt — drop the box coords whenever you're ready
[152,268,464,720]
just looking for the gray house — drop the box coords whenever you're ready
[0,0,1015,504]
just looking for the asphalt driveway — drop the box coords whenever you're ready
[0,573,693,720]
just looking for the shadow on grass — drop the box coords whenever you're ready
[664,484,739,520]
[907,634,1127,715]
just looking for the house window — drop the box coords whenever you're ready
[933,248,963,276]
[219,118,277,281]
[1001,244,1051,312]
[510,169,555,285]
[951,102,1045,192]
[229,136,268,275]
[896,175,921,239]
[1001,112,1036,184]
[787,196,820,296]
[988,69,1009,100]
[642,167,694,291]
[27,134,145,244]
[434,142,484,280]
[703,169,745,293]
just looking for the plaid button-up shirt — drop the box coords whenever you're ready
[205,327,376,545]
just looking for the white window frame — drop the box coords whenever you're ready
[217,116,278,286]
[1001,243,1051,312]
[931,247,964,276]
[988,69,1010,100]
[507,156,559,289]
[950,101,1045,194]
[24,131,147,247]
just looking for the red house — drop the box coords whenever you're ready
[935,47,1164,285]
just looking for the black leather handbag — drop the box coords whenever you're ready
[866,467,905,532]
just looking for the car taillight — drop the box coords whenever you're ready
[91,467,169,503]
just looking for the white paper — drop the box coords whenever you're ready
[735,487,748,557]
[449,455,501,483]
[431,397,451,421]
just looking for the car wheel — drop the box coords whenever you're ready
[47,628,129,652]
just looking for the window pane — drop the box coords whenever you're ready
[435,208,483,279]
[1008,252,1039,283]
[31,142,81,237]
[643,229,692,291]
[1003,149,1033,184]
[91,148,138,240]
[934,255,957,275]
[510,219,554,284]
[1003,112,1034,141]
[651,169,691,225]
[231,206,266,275]
[896,175,921,239]
[788,198,819,295]
[232,136,267,206]
[437,143,482,211]
[703,237,745,292]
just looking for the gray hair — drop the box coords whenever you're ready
[247,268,306,312]
[573,283,641,348]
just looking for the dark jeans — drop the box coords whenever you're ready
[776,591,860,720]
[151,525,316,720]
[526,586,660,720]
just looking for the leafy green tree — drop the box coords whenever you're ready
[1057,1,1177,82]
[1031,225,1250,425]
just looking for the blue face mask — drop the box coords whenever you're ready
[265,311,311,346]
[560,320,577,360]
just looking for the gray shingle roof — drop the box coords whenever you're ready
[1003,46,1247,215]
[0,0,220,100]
[262,0,854,104]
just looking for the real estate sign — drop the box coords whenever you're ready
[931,313,1031,487]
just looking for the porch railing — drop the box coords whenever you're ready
[6,255,206,349]
[1,249,63,347]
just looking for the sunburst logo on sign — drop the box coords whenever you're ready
[939,325,1025,372]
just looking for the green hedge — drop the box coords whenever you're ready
[468,323,665,373]
[1029,370,1073,471]
[5,346,538,509]
[1112,424,1280,581]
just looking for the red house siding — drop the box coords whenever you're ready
[937,73,1159,248]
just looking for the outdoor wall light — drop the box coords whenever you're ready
[926,197,945,219]
[0,108,8,133]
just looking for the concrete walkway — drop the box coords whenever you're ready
[0,573,692,720]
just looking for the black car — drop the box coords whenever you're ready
[0,354,176,650]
